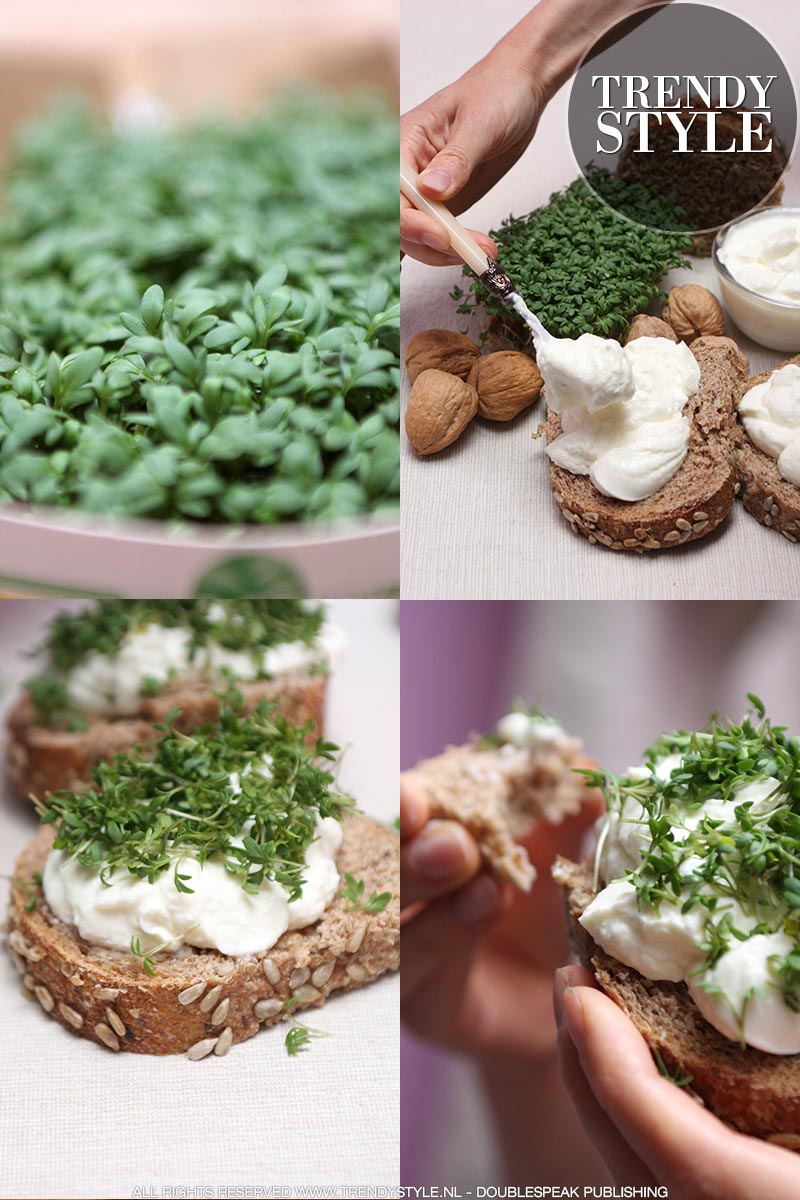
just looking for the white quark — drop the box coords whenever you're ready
[538,333,635,413]
[541,335,700,502]
[496,710,567,750]
[66,620,345,716]
[581,752,800,1054]
[581,877,708,982]
[43,813,343,957]
[738,363,800,487]
[718,211,800,303]
[689,931,800,1055]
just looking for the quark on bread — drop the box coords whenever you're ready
[8,674,327,800]
[8,816,399,1057]
[737,354,800,544]
[543,336,745,552]
[554,855,800,1145]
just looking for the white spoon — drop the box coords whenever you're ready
[400,160,551,347]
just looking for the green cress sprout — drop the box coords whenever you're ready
[283,996,330,1057]
[582,696,800,1021]
[338,871,391,914]
[0,96,399,523]
[36,700,353,897]
[24,599,323,726]
[453,166,692,342]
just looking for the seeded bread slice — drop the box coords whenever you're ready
[553,855,800,1143]
[7,672,327,800]
[543,337,745,552]
[404,733,585,891]
[7,813,399,1058]
[737,355,800,546]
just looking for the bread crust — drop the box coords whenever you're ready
[405,734,585,891]
[554,855,800,1141]
[544,338,745,552]
[737,355,800,545]
[7,673,327,800]
[8,814,399,1057]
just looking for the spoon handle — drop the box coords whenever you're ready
[400,161,550,345]
[400,160,494,277]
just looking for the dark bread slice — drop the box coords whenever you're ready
[7,814,399,1057]
[553,855,800,1143]
[543,337,745,552]
[7,672,327,800]
[404,733,585,891]
[737,354,800,545]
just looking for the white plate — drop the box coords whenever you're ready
[0,506,399,597]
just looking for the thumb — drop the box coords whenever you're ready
[417,122,486,202]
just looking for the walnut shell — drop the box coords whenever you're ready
[625,314,678,344]
[467,351,542,421]
[691,335,749,378]
[405,368,478,455]
[662,284,725,344]
[405,329,480,383]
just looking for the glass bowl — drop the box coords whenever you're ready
[712,208,800,352]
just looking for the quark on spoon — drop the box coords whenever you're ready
[539,334,700,502]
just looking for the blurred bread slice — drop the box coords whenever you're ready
[404,727,585,890]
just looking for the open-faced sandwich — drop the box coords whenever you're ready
[554,697,800,1146]
[7,599,343,798]
[7,700,398,1057]
[404,707,588,890]
[541,329,746,553]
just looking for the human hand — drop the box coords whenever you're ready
[400,49,544,267]
[554,965,800,1197]
[401,765,602,1059]
[400,0,667,267]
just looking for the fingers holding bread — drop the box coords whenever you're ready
[554,966,660,1190]
[401,817,482,908]
[556,978,800,1199]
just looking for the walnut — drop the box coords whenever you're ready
[691,335,749,378]
[404,368,478,455]
[625,314,678,344]
[405,329,480,383]
[467,351,542,421]
[662,284,725,344]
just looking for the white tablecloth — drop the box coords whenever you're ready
[0,600,399,1199]
[400,0,800,599]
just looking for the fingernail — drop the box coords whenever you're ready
[419,168,452,196]
[420,229,451,254]
[554,966,570,1014]
[408,820,471,881]
[450,875,501,925]
[554,965,583,1021]
[563,988,586,1043]
[400,785,426,837]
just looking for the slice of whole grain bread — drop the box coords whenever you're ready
[404,733,586,891]
[7,814,398,1057]
[737,354,800,545]
[543,337,746,552]
[7,673,326,800]
[553,855,800,1142]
